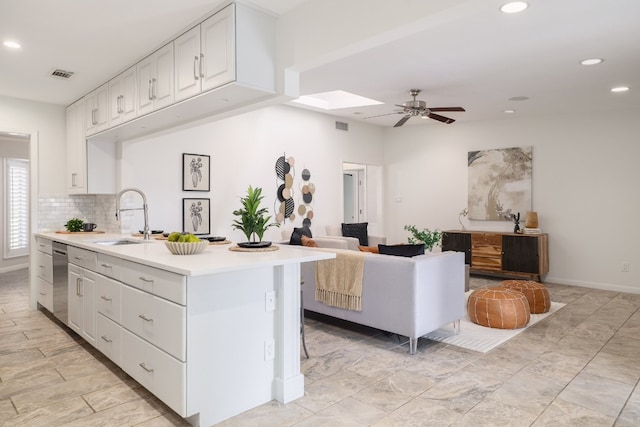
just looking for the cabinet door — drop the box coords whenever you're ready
[108,75,125,126]
[502,235,539,274]
[81,270,97,346]
[442,232,471,264]
[68,265,83,334]
[95,84,109,132]
[137,55,155,116]
[174,25,201,102]
[66,101,87,194]
[121,66,137,122]
[153,43,175,110]
[84,92,98,136]
[201,4,235,91]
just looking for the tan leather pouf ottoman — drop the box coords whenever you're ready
[467,288,530,329]
[499,280,551,314]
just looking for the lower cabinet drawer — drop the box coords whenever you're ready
[96,274,122,323]
[121,329,186,416]
[121,284,186,361]
[36,277,53,312]
[96,314,122,365]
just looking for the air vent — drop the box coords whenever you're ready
[335,121,349,131]
[49,69,74,79]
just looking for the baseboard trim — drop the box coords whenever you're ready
[0,264,29,274]
[545,276,640,295]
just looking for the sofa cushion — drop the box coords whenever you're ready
[378,244,425,257]
[342,222,368,246]
[301,235,318,247]
[359,245,379,254]
[289,226,312,246]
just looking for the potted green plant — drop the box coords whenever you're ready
[232,186,279,247]
[404,224,442,251]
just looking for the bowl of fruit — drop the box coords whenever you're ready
[164,232,208,255]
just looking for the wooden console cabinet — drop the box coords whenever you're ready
[442,230,549,281]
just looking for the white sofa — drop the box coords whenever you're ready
[301,250,466,354]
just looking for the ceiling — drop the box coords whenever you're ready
[1,0,639,127]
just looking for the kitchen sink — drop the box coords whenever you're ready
[93,239,147,246]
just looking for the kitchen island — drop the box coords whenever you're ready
[33,232,334,426]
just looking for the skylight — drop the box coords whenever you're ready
[292,90,383,110]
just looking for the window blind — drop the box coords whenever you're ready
[5,158,29,258]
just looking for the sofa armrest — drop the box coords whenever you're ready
[316,235,360,251]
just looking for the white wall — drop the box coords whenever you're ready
[383,108,640,293]
[119,104,385,242]
[0,95,66,195]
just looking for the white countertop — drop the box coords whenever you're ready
[36,232,334,276]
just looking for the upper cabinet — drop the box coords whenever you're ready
[137,43,175,116]
[70,2,276,144]
[66,100,86,194]
[175,5,235,102]
[85,84,109,136]
[109,66,137,127]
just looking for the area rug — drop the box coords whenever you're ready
[424,292,565,353]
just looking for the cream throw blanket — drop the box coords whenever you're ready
[315,248,366,311]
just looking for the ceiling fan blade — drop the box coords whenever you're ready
[364,111,404,119]
[428,107,466,112]
[394,115,411,127]
[394,104,409,109]
[427,113,455,124]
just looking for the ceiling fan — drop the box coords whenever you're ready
[366,89,465,127]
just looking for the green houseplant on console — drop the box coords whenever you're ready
[232,186,279,248]
[404,225,442,252]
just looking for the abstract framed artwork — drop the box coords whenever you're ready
[183,153,210,191]
[467,146,532,220]
[183,198,210,235]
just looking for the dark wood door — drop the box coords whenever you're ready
[442,232,471,264]
[502,235,539,274]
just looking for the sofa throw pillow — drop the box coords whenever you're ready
[341,222,369,246]
[378,244,425,257]
[289,226,313,246]
[358,245,379,254]
[301,235,319,247]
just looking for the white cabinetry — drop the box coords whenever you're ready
[174,4,235,102]
[65,100,86,194]
[137,43,174,116]
[109,66,137,126]
[84,84,109,136]
[35,237,53,312]
[68,263,97,347]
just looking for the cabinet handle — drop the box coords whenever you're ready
[76,278,81,296]
[71,173,77,187]
[100,295,112,302]
[151,78,157,99]
[200,53,205,78]
[39,291,47,296]
[139,362,154,373]
[138,314,153,322]
[194,55,199,80]
[148,79,153,100]
[138,276,154,284]
[101,335,112,343]
[101,263,112,269]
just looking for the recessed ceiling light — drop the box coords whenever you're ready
[611,86,629,93]
[508,96,529,101]
[504,109,516,114]
[3,40,21,49]
[500,2,528,14]
[580,58,603,66]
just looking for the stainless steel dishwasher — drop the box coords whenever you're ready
[52,242,68,324]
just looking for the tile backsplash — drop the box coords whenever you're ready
[38,194,120,232]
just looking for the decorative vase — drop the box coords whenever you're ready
[525,211,539,228]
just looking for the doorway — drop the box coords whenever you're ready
[342,162,383,236]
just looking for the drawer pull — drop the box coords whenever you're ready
[101,263,112,269]
[100,295,112,302]
[101,335,112,343]
[39,291,47,295]
[139,362,154,373]
[139,276,154,283]
[138,314,153,322]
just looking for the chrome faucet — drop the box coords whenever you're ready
[115,187,150,240]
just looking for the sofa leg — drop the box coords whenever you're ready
[409,338,418,355]
[453,319,461,335]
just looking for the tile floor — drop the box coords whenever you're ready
[1,268,639,426]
